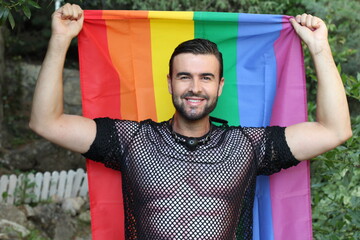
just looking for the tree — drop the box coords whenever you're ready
[0,25,4,150]
[0,0,40,150]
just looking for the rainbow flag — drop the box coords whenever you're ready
[78,10,312,240]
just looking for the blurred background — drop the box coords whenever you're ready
[0,0,359,239]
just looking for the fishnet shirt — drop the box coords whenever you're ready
[83,118,300,240]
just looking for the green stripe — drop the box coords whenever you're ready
[194,12,240,125]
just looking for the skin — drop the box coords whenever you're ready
[167,53,224,137]
[285,14,352,160]
[29,4,352,162]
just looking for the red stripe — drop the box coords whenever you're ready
[79,10,124,239]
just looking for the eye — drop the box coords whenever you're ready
[179,75,190,80]
[201,75,213,81]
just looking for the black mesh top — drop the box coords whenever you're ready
[83,118,300,240]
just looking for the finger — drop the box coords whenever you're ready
[289,17,302,34]
[61,3,70,16]
[60,4,71,20]
[312,16,321,29]
[60,4,82,20]
[306,14,313,29]
[300,13,308,26]
[73,4,83,19]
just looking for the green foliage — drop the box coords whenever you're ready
[300,0,360,102]
[311,115,360,240]
[0,0,40,29]
[26,229,50,240]
[303,0,360,77]
[2,191,9,201]
[301,2,360,238]
[0,171,37,205]
[81,0,305,14]
[14,172,37,205]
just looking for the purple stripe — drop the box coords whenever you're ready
[270,15,313,240]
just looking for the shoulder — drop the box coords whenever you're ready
[94,117,168,132]
[225,125,286,143]
[94,117,140,128]
[138,119,171,135]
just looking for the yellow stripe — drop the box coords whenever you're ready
[149,11,194,121]
[149,11,193,20]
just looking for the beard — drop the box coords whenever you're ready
[172,91,219,121]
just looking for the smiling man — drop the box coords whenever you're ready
[168,41,224,138]
[29,3,352,239]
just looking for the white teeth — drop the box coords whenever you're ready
[188,99,201,103]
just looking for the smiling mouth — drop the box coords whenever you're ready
[184,97,207,106]
[185,98,204,103]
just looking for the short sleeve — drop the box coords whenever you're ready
[257,126,300,175]
[82,117,139,171]
[242,126,300,176]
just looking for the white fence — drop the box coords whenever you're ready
[0,168,88,204]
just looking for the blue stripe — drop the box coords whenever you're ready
[237,13,283,240]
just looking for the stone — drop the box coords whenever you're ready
[0,139,85,172]
[78,210,91,223]
[19,204,35,218]
[0,203,27,225]
[32,203,59,237]
[0,62,85,173]
[53,213,76,240]
[0,219,30,238]
[62,197,85,216]
[74,235,92,240]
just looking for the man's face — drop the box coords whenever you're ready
[167,53,224,121]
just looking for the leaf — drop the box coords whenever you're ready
[27,0,41,9]
[2,191,8,199]
[8,11,15,29]
[22,5,31,19]
[0,6,6,19]
[1,8,9,22]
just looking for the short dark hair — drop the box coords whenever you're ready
[169,38,223,79]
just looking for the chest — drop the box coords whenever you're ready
[123,144,256,201]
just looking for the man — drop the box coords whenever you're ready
[30,3,352,239]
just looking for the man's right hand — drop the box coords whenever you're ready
[52,3,84,40]
[30,3,96,155]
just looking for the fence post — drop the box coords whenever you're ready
[49,171,59,199]
[40,172,51,201]
[0,175,9,202]
[0,168,88,204]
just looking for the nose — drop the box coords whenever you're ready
[190,78,201,93]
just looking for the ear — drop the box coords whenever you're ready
[167,74,173,94]
[218,77,225,96]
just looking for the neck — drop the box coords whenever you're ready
[171,113,210,137]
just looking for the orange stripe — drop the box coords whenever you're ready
[105,11,157,121]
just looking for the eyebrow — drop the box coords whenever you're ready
[200,73,215,78]
[175,72,215,78]
[176,72,191,77]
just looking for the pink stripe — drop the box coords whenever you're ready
[270,16,313,239]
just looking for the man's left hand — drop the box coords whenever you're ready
[290,14,329,56]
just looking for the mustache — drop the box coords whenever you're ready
[181,91,209,100]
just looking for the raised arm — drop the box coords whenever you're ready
[285,14,352,161]
[29,4,96,153]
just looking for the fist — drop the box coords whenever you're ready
[51,3,84,39]
[290,14,329,55]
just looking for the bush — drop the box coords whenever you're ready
[311,115,360,240]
